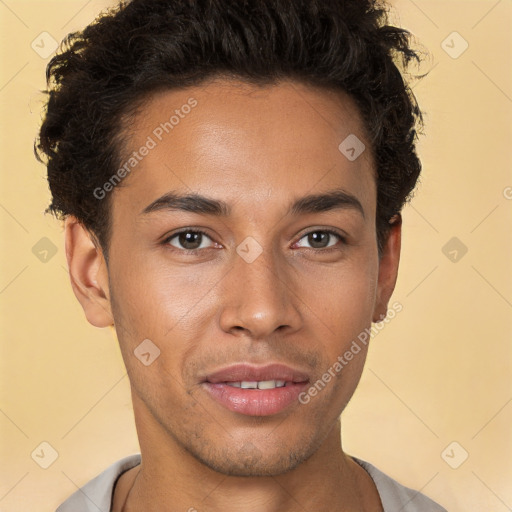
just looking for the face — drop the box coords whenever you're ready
[67,79,400,477]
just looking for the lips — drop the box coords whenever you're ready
[201,363,310,416]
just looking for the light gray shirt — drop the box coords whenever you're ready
[56,454,447,511]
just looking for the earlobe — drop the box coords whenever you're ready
[64,216,113,328]
[372,214,402,323]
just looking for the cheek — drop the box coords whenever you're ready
[299,256,378,406]
[111,255,217,333]
[108,256,222,388]
[305,257,379,339]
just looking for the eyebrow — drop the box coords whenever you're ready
[141,189,365,218]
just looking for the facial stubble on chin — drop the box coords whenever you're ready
[161,413,338,478]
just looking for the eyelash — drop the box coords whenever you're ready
[162,228,346,254]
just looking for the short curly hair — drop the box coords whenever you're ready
[36,0,425,257]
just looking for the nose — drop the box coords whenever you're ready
[218,246,303,339]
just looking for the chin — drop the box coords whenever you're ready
[185,438,317,477]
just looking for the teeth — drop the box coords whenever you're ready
[226,380,286,389]
[257,380,285,389]
[240,381,258,389]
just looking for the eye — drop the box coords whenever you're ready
[294,230,344,250]
[165,229,216,251]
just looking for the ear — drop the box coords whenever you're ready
[372,214,402,323]
[64,216,113,328]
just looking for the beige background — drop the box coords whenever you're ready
[1,0,511,510]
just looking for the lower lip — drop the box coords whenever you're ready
[203,382,309,416]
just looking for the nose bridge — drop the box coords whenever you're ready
[218,243,301,338]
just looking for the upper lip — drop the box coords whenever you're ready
[203,363,310,384]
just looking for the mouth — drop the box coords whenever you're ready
[201,363,310,417]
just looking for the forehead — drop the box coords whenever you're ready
[114,79,376,219]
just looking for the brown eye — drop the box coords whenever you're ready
[167,230,213,250]
[295,230,343,249]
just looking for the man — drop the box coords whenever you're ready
[37,0,447,510]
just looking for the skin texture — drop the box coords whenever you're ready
[65,79,401,511]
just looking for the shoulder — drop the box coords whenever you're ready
[56,454,142,512]
[353,457,448,512]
